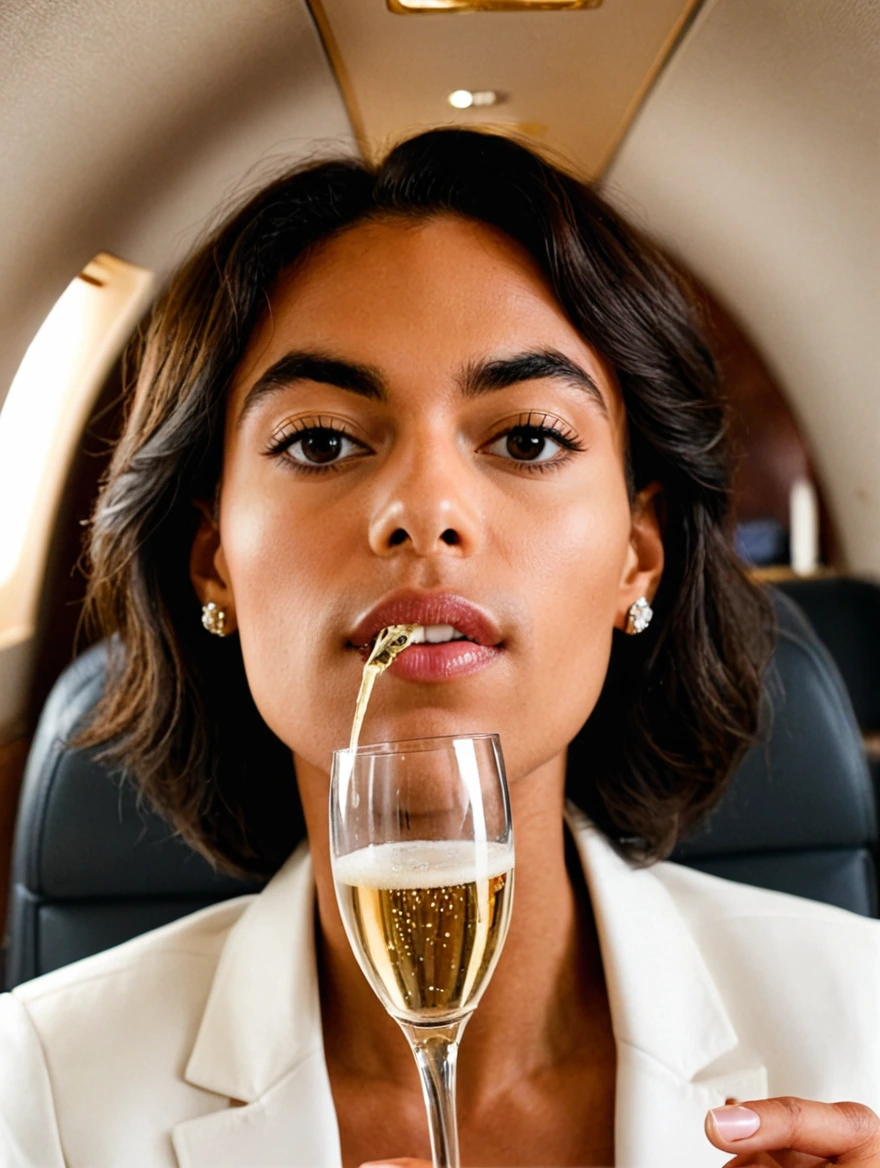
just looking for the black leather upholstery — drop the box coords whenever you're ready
[671,591,877,915]
[775,577,880,730]
[4,589,877,989]
[4,642,262,989]
[775,576,880,800]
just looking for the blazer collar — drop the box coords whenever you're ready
[183,840,322,1102]
[173,841,342,1166]
[566,808,767,1163]
[569,807,739,1080]
[173,813,767,1167]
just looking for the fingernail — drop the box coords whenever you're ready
[708,1105,761,1140]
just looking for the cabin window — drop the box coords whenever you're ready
[0,254,154,650]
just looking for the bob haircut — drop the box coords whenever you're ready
[82,127,773,878]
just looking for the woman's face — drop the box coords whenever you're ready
[192,215,663,784]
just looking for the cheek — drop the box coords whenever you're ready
[508,474,631,746]
[217,474,357,752]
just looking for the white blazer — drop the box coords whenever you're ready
[2,808,879,1168]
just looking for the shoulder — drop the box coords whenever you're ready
[0,994,66,1166]
[1,841,314,1166]
[653,858,880,1095]
[652,855,880,944]
[652,856,880,975]
[1,895,253,1166]
[8,893,257,1087]
[12,892,254,1018]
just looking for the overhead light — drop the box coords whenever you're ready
[389,1,601,11]
[447,89,503,109]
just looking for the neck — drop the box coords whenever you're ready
[297,748,611,1102]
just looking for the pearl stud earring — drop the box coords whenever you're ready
[201,601,228,637]
[625,596,653,635]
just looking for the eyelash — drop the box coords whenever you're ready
[484,412,586,473]
[262,417,368,475]
[262,413,586,475]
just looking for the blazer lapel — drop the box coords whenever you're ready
[569,809,768,1167]
[172,1052,340,1168]
[171,843,342,1168]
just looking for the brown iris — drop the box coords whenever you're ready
[505,428,546,460]
[300,430,344,463]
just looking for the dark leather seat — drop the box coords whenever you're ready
[3,642,262,989]
[671,590,877,914]
[775,576,880,794]
[775,577,880,733]
[4,590,877,990]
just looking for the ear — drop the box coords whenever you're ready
[616,482,665,632]
[190,498,238,634]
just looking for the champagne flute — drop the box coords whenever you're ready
[330,733,514,1168]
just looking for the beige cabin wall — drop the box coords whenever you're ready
[604,0,880,577]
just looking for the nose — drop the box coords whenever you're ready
[368,439,482,559]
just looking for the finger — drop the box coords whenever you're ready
[723,1151,826,1168]
[705,1098,880,1163]
[722,1154,786,1168]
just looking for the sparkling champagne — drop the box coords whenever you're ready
[335,839,514,1024]
[349,624,420,749]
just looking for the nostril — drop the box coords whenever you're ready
[440,529,460,546]
[389,528,408,547]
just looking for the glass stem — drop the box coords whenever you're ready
[398,1019,469,1168]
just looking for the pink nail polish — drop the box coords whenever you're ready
[709,1105,761,1140]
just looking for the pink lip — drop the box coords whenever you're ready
[348,590,504,682]
[388,640,501,682]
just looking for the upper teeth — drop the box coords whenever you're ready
[410,624,469,644]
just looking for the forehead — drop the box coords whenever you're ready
[230,215,623,420]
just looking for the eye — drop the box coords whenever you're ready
[264,423,369,471]
[287,428,360,465]
[484,423,580,465]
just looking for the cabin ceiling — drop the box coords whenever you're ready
[0,0,877,572]
[0,0,355,419]
[312,0,700,170]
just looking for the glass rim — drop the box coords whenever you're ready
[333,731,501,758]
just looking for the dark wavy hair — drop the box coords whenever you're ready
[81,127,773,877]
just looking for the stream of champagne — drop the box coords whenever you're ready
[349,624,420,750]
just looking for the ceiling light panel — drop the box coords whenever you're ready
[389,1,602,11]
[315,0,701,177]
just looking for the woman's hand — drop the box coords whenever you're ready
[706,1098,880,1166]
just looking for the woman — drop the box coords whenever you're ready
[1,128,878,1168]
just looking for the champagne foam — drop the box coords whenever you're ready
[335,839,513,890]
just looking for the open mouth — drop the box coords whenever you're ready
[346,593,505,681]
[355,624,476,652]
[348,592,503,653]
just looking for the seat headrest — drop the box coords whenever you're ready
[776,576,880,728]
[675,590,876,860]
[13,640,261,900]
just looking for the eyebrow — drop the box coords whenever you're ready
[237,352,386,429]
[460,349,608,416]
[237,346,608,427]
